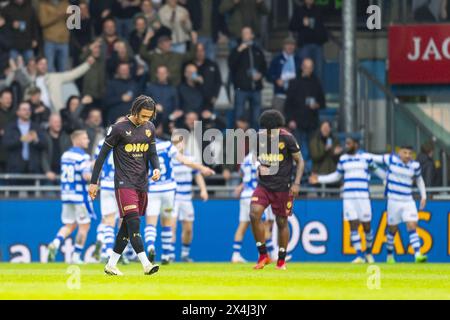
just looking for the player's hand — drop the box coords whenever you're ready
[200,166,215,177]
[88,184,98,200]
[200,189,209,201]
[151,169,161,181]
[234,184,243,198]
[290,183,300,197]
[420,198,427,210]
[309,173,319,185]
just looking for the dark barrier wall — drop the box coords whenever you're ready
[0,199,449,262]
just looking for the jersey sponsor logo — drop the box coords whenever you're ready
[145,129,152,138]
[124,204,137,211]
[125,130,132,136]
[259,153,284,163]
[124,143,150,153]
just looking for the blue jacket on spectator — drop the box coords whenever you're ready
[104,78,138,125]
[145,82,179,120]
[267,52,300,96]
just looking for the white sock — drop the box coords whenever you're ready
[137,252,151,268]
[107,252,121,267]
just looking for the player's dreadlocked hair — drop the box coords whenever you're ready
[130,95,157,121]
[259,109,285,130]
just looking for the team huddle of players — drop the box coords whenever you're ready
[46,96,428,276]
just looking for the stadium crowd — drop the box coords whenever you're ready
[0,0,443,188]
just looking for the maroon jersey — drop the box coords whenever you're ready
[104,118,157,192]
[256,129,300,192]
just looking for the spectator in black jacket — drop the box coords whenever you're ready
[0,14,11,76]
[285,58,325,162]
[41,113,71,182]
[0,88,15,172]
[25,86,50,127]
[185,0,225,60]
[3,101,46,174]
[417,141,438,187]
[128,15,148,54]
[2,0,39,63]
[70,1,94,67]
[60,95,85,135]
[289,0,328,81]
[104,62,138,125]
[193,42,223,114]
[178,63,204,116]
[112,0,141,38]
[228,27,267,129]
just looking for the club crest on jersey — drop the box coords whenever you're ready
[286,201,292,209]
[145,129,152,138]
[125,130,132,136]
[279,142,285,150]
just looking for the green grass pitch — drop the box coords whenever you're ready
[1,263,450,299]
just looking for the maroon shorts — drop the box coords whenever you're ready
[251,185,294,217]
[115,188,148,218]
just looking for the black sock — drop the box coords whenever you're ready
[257,242,267,255]
[125,213,145,254]
[113,219,129,254]
[278,248,287,261]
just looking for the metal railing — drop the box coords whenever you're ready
[1,174,449,199]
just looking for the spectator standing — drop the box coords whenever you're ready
[140,34,196,85]
[267,36,299,113]
[0,89,15,172]
[112,0,141,38]
[84,108,105,156]
[70,1,94,67]
[3,101,46,174]
[285,58,325,163]
[104,63,138,124]
[309,121,342,176]
[159,0,193,53]
[145,65,179,131]
[35,55,94,112]
[417,141,438,187]
[41,113,71,182]
[137,0,173,50]
[228,27,267,129]
[289,0,328,81]
[219,0,269,48]
[39,0,71,72]
[193,42,223,115]
[0,14,10,76]
[129,15,149,54]
[2,0,39,63]
[185,0,224,60]
[60,95,85,135]
[89,0,114,35]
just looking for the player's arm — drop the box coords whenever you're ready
[415,164,427,210]
[291,151,305,197]
[175,153,215,176]
[311,171,342,185]
[89,142,113,199]
[148,139,161,181]
[195,173,209,201]
[369,153,390,165]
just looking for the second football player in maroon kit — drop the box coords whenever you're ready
[250,110,305,270]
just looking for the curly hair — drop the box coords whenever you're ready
[259,109,285,130]
[130,95,157,120]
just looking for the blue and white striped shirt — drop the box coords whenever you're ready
[148,139,178,193]
[241,153,259,199]
[60,147,94,214]
[318,152,384,199]
[95,139,115,191]
[373,153,422,201]
[173,154,198,201]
